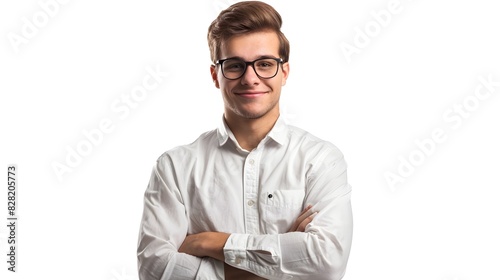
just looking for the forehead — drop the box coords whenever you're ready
[220,30,280,60]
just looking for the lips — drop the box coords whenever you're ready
[235,91,267,98]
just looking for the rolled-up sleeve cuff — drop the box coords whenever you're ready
[223,233,294,280]
[223,233,249,266]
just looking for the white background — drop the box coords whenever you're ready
[1,0,499,279]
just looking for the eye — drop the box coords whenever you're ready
[223,60,245,72]
[256,59,277,68]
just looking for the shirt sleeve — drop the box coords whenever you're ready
[137,156,224,280]
[223,147,353,280]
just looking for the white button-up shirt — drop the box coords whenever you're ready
[137,116,353,280]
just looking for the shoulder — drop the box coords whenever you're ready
[285,125,349,184]
[286,124,345,162]
[156,128,218,166]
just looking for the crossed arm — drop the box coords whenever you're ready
[138,150,353,280]
[178,206,316,279]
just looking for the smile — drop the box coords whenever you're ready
[235,91,267,98]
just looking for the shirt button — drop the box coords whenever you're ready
[249,159,255,165]
[247,200,255,206]
[235,257,242,264]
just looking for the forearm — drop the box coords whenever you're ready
[178,232,268,280]
[179,201,351,279]
[178,232,230,261]
[138,233,224,280]
[179,231,349,280]
[224,231,350,280]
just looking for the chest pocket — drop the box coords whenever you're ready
[260,189,305,233]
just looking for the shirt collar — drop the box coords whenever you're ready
[217,115,288,147]
[217,116,232,146]
[266,116,288,145]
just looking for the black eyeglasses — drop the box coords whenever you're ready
[215,57,284,80]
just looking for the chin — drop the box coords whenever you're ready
[229,103,278,120]
[234,111,263,119]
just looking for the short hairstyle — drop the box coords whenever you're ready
[207,1,290,63]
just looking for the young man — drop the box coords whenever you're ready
[137,1,353,279]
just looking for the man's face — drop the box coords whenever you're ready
[211,30,289,121]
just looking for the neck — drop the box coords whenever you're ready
[224,111,279,151]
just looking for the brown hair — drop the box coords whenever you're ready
[207,1,290,63]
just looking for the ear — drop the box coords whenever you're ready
[281,62,290,86]
[210,65,220,89]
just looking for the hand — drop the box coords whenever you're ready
[288,205,317,232]
[178,232,230,261]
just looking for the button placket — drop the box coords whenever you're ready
[243,150,261,234]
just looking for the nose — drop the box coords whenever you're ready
[240,64,260,85]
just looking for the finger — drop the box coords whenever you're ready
[288,206,311,232]
[295,205,314,224]
[296,212,317,232]
[289,206,315,232]
[298,205,313,216]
